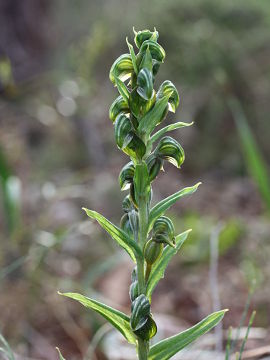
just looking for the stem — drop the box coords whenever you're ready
[137,180,149,295]
[138,338,148,360]
[136,160,150,358]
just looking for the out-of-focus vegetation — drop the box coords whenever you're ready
[0,0,270,359]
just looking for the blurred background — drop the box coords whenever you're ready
[0,0,270,359]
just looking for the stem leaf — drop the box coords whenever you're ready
[83,208,142,262]
[146,229,191,298]
[138,94,170,137]
[59,292,136,344]
[148,310,227,360]
[148,183,201,232]
[150,121,193,145]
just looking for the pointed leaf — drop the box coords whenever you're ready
[148,310,227,360]
[138,94,170,136]
[83,208,142,261]
[134,162,151,207]
[126,37,138,75]
[150,121,193,145]
[59,292,136,344]
[115,77,129,103]
[148,183,201,231]
[137,68,153,100]
[139,46,153,72]
[146,229,191,298]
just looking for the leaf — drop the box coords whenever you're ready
[138,94,170,137]
[56,347,66,360]
[115,77,129,103]
[150,121,193,145]
[83,208,142,261]
[59,292,136,344]
[137,68,153,100]
[133,162,151,206]
[126,37,138,75]
[148,183,201,231]
[146,229,191,298]
[139,46,153,72]
[148,310,228,360]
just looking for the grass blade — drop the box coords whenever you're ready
[229,97,270,212]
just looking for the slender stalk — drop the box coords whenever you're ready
[138,338,148,360]
[136,160,150,357]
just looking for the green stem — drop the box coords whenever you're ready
[138,338,148,360]
[136,160,150,358]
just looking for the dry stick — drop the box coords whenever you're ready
[209,222,224,353]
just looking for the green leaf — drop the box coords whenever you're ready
[59,292,136,344]
[56,347,66,360]
[138,94,170,137]
[155,136,185,168]
[126,37,138,75]
[137,68,153,100]
[148,310,228,360]
[122,132,146,160]
[146,229,191,298]
[83,208,142,261]
[139,47,153,72]
[115,77,129,103]
[134,162,151,206]
[148,183,201,231]
[150,121,193,145]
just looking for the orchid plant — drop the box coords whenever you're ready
[59,28,226,360]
